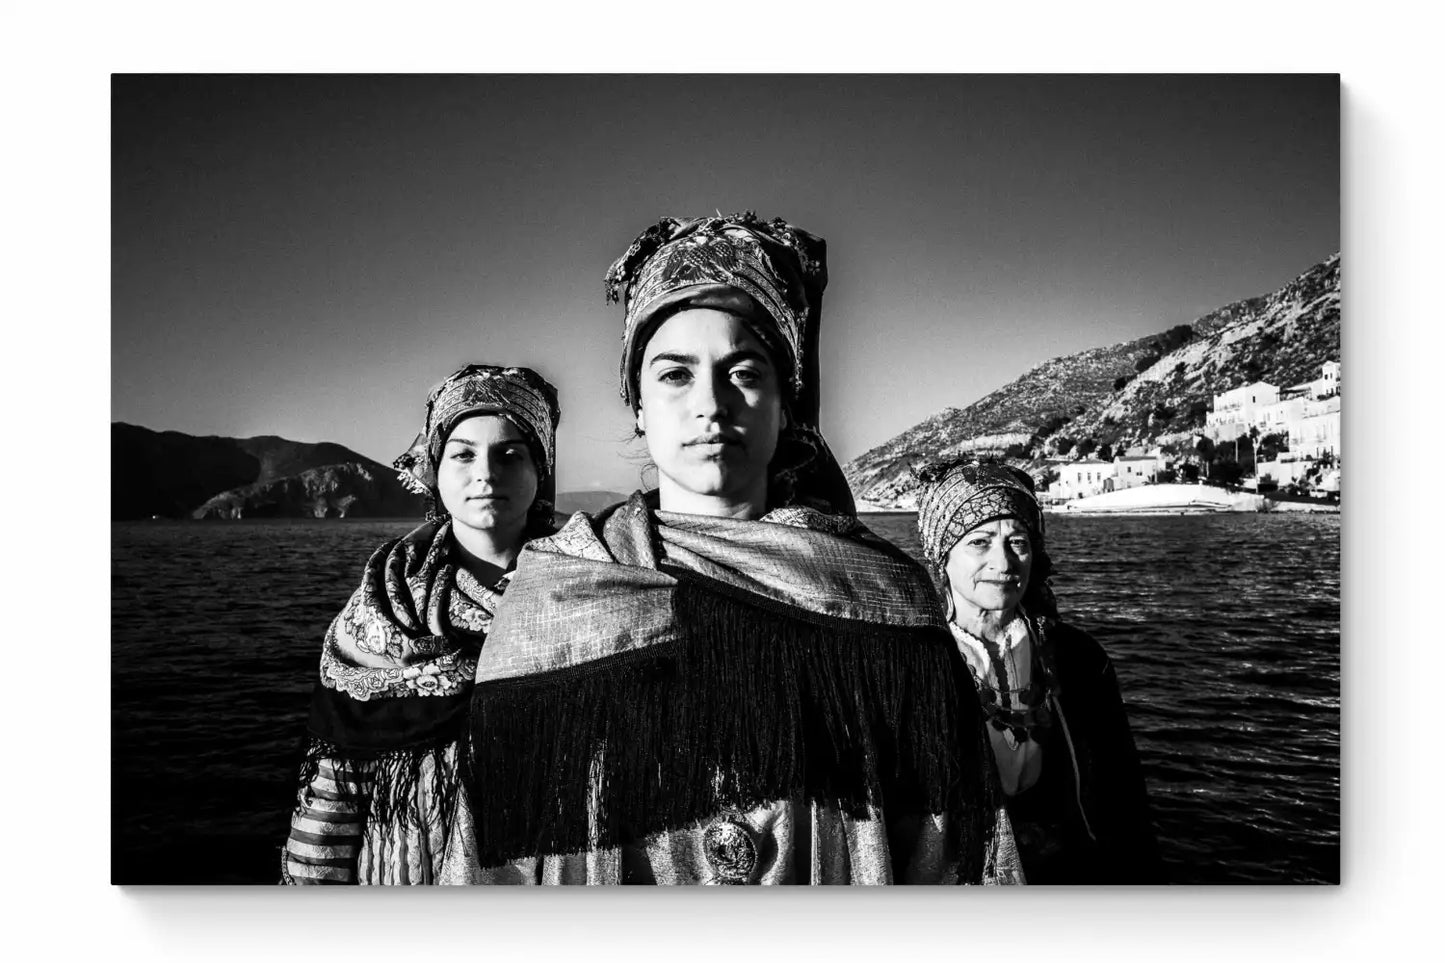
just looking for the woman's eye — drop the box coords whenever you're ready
[657,368,690,385]
[731,366,763,387]
[1009,538,1031,554]
[449,450,473,461]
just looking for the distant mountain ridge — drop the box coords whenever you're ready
[112,423,424,519]
[555,490,629,515]
[844,253,1340,507]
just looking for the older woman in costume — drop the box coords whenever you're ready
[281,364,560,884]
[915,460,1165,883]
[440,213,1015,885]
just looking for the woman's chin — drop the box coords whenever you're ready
[661,467,761,502]
[451,505,521,534]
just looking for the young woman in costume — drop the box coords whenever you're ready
[915,460,1165,883]
[281,364,560,884]
[440,213,1017,885]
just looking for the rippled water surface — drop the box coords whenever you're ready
[112,513,1338,884]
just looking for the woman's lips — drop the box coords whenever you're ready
[685,434,742,457]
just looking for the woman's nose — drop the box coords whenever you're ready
[691,372,731,419]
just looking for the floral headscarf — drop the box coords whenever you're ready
[393,363,561,527]
[914,461,1044,567]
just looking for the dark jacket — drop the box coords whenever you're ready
[1008,621,1166,884]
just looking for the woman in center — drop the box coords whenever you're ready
[441,213,1015,885]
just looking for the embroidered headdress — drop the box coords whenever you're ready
[605,211,854,514]
[393,364,561,525]
[915,461,1045,567]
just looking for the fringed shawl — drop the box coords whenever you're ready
[288,519,505,880]
[461,492,999,881]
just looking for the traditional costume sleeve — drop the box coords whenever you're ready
[282,753,372,884]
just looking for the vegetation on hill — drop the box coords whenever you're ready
[191,462,424,519]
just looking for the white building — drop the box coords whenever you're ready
[1205,382,1280,442]
[1294,394,1341,460]
[1254,457,1314,487]
[1204,362,1340,458]
[1052,458,1115,500]
[1293,360,1340,401]
[1112,453,1160,490]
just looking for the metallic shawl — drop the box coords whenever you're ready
[476,492,947,684]
[453,492,1004,881]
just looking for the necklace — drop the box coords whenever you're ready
[951,615,1058,745]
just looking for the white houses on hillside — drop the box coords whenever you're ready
[1042,361,1339,502]
[1203,361,1340,461]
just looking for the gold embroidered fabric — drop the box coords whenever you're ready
[438,493,1024,886]
[622,229,804,391]
[474,492,945,684]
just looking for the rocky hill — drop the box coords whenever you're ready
[191,461,424,519]
[845,253,1340,507]
[113,423,424,519]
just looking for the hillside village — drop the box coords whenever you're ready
[843,253,1341,511]
[1045,360,1341,503]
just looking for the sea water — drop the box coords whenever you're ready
[112,512,1338,884]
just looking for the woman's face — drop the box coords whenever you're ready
[944,518,1034,620]
[436,414,539,537]
[636,307,784,515]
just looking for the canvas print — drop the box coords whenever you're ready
[111,74,1339,885]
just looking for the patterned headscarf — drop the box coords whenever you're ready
[604,211,854,514]
[915,461,1044,567]
[394,364,561,524]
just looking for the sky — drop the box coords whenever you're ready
[112,75,1339,493]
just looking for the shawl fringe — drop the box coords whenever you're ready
[295,735,460,837]
[464,572,992,876]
